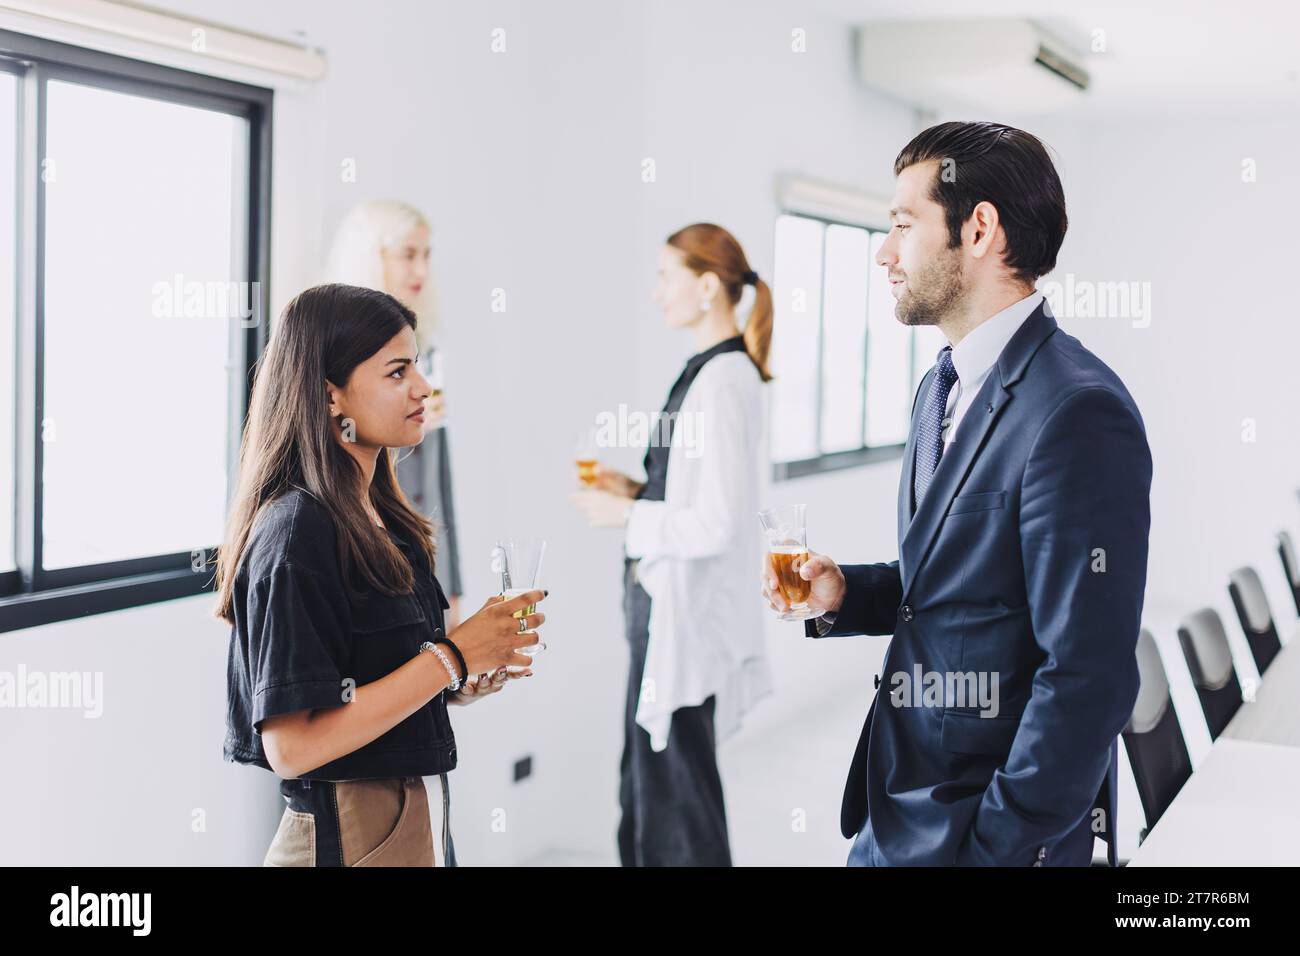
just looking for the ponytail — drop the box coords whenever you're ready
[743,276,773,383]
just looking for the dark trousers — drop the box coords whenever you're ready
[618,558,732,866]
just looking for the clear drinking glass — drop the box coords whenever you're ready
[418,349,446,428]
[758,504,815,621]
[490,538,547,663]
[574,428,598,488]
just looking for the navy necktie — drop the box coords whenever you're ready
[913,346,959,509]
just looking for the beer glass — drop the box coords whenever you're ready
[490,538,547,662]
[758,504,815,621]
[574,428,598,487]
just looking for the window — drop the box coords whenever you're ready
[770,212,942,479]
[0,30,271,631]
[1,68,15,576]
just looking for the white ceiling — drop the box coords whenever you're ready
[808,0,1300,117]
[142,0,1300,119]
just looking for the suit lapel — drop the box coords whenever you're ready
[898,303,1059,602]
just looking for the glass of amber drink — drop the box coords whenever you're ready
[758,504,815,621]
[574,429,598,487]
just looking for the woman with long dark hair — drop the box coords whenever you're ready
[572,223,774,866]
[217,283,545,867]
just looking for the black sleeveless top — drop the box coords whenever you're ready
[637,334,747,502]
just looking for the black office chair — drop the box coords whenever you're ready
[1121,629,1192,845]
[1227,566,1281,674]
[1177,607,1242,740]
[1277,530,1300,618]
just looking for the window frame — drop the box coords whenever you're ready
[0,29,271,632]
[770,210,919,482]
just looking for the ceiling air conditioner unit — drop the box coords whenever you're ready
[857,19,1089,115]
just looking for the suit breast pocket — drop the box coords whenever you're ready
[948,490,1006,516]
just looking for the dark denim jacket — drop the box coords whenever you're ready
[223,487,458,780]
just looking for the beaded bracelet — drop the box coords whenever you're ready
[419,641,461,693]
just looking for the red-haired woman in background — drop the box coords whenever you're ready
[572,223,774,866]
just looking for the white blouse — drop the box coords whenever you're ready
[624,351,773,751]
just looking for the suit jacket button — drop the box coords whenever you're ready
[900,604,914,622]
[873,674,881,689]
[433,627,445,641]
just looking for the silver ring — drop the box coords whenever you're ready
[518,616,529,634]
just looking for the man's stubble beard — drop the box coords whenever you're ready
[896,245,965,327]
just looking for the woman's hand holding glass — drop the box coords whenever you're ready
[446,589,547,682]
[591,463,642,499]
[570,464,642,528]
[446,665,515,706]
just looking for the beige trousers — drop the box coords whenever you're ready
[263,775,437,867]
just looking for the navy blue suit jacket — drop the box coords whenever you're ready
[809,302,1152,866]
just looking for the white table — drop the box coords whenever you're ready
[1129,739,1300,865]
[1222,640,1300,747]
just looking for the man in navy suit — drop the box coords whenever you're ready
[763,121,1152,866]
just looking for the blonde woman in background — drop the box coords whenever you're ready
[325,200,463,628]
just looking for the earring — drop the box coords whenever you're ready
[699,297,713,313]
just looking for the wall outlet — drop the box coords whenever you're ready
[513,755,532,782]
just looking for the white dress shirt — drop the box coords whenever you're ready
[940,290,1044,447]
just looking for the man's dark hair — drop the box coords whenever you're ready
[894,121,1067,284]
